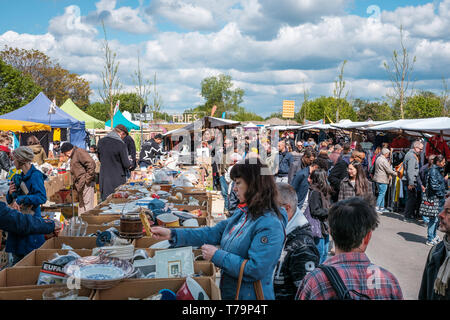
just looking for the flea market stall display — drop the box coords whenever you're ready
[0,156,223,300]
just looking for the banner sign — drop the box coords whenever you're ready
[282,100,295,118]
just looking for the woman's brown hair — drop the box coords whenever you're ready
[230,157,282,220]
[350,161,370,196]
[27,135,40,146]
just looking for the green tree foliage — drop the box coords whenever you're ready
[85,102,109,122]
[265,112,283,120]
[113,92,145,114]
[353,99,393,121]
[404,91,443,119]
[298,96,357,123]
[195,74,244,117]
[0,59,42,115]
[232,107,264,121]
[0,46,91,110]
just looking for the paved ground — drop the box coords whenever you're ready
[365,211,444,300]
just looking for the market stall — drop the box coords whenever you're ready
[0,161,224,300]
[0,92,87,151]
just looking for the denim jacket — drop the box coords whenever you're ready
[171,205,287,300]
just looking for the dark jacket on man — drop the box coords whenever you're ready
[273,221,320,300]
[419,241,450,300]
[290,166,310,208]
[288,154,308,184]
[124,135,137,171]
[277,151,293,177]
[328,156,350,202]
[98,131,131,201]
[139,138,165,167]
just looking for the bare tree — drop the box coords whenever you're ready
[333,60,349,122]
[99,21,121,128]
[132,50,151,145]
[299,79,310,123]
[384,25,416,119]
[151,72,163,116]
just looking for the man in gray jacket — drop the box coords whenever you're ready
[403,141,423,221]
[373,148,397,213]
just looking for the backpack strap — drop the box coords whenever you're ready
[318,265,351,300]
[318,265,371,300]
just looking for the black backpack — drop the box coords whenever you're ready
[318,265,371,300]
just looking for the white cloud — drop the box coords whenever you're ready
[85,0,155,34]
[48,5,98,38]
[149,0,216,30]
[1,1,450,117]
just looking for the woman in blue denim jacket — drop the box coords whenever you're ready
[5,147,47,265]
[152,158,287,300]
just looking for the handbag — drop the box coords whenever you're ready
[235,259,265,300]
[419,193,440,217]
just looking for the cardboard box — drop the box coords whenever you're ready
[0,286,93,300]
[39,236,98,250]
[133,237,164,248]
[14,249,93,267]
[92,278,221,300]
[85,224,110,235]
[0,266,42,288]
[81,215,120,225]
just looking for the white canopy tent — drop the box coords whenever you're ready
[367,117,450,139]
[331,119,393,130]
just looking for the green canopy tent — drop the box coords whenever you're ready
[105,110,140,131]
[60,98,105,129]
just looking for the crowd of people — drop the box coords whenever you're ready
[153,128,449,300]
[0,126,449,300]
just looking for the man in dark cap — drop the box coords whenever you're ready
[61,142,96,214]
[97,127,131,200]
[139,133,166,168]
[115,124,137,177]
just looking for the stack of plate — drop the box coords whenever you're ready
[64,256,135,290]
[92,244,135,260]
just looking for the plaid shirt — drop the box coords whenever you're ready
[296,252,403,300]
[338,178,373,201]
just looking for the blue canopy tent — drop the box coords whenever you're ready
[0,92,86,149]
[105,109,140,131]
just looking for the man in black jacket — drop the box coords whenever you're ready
[115,125,137,174]
[419,196,450,300]
[97,127,131,201]
[273,183,320,300]
[139,134,166,168]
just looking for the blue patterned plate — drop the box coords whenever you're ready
[64,256,135,289]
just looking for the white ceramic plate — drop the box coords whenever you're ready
[79,264,126,280]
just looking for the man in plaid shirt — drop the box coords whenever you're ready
[296,197,403,300]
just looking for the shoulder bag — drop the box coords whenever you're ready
[235,259,265,300]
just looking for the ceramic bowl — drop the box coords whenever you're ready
[64,256,135,290]
[182,219,199,227]
[156,213,180,227]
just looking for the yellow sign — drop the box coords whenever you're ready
[282,100,295,118]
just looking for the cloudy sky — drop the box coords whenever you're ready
[1,0,449,117]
